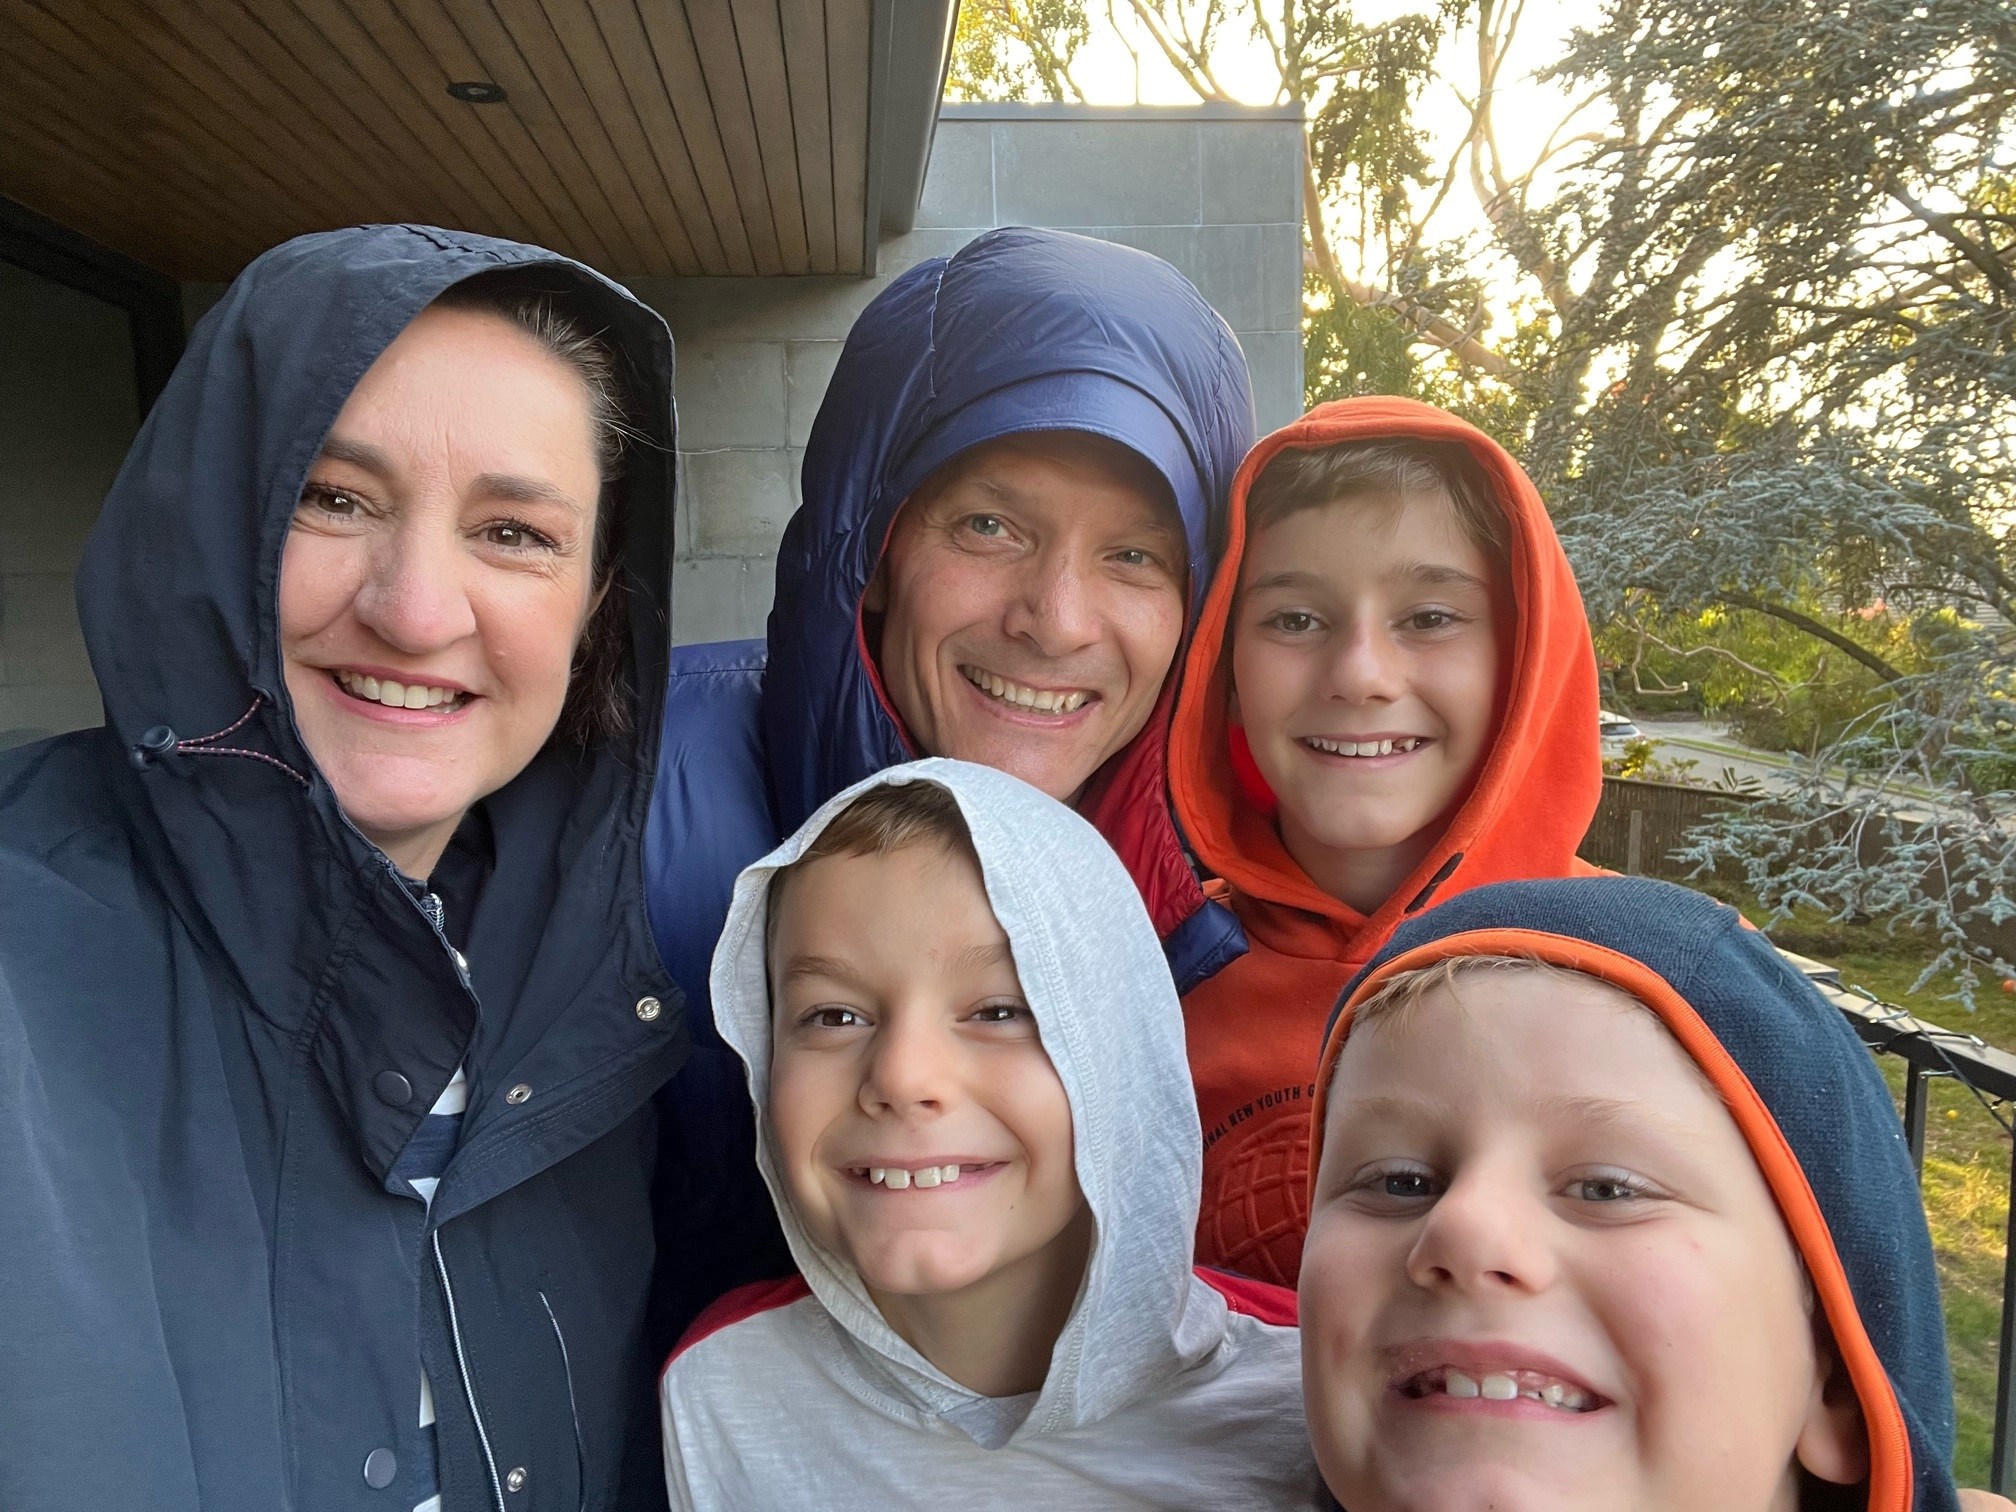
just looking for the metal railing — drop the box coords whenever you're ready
[1785,950,2016,1493]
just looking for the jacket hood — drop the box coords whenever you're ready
[759,227,1256,971]
[708,758,1233,1441]
[81,223,674,783]
[1169,396,1602,954]
[70,224,683,1207]
[1316,878,1957,1512]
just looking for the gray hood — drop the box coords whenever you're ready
[707,757,1224,1437]
[665,759,1317,1508]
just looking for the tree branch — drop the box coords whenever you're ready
[1468,0,1580,316]
[1122,0,1234,101]
[1716,591,1907,683]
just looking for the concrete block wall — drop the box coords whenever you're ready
[0,261,138,747]
[632,104,1304,645]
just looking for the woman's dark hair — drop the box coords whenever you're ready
[431,273,640,746]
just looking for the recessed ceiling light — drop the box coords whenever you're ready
[447,81,506,104]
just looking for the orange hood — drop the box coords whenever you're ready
[1170,396,1603,947]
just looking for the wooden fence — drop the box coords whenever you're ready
[1577,776,1756,877]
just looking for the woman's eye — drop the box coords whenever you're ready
[1113,547,1152,568]
[1268,610,1318,634]
[484,519,557,552]
[1405,609,1458,632]
[299,482,364,517]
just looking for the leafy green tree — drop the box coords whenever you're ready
[947,0,1094,102]
[947,0,2016,995]
[1504,0,2016,995]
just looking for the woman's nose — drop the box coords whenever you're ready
[859,1014,957,1116]
[1404,1171,1557,1296]
[352,517,478,653]
[1001,548,1099,658]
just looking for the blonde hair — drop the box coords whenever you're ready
[1341,951,1716,1097]
[1349,953,1570,1030]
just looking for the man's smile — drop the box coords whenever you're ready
[957,664,1100,719]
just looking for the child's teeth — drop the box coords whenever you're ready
[1541,1382,1566,1407]
[864,1163,965,1188]
[1444,1370,1480,1399]
[1480,1373,1518,1401]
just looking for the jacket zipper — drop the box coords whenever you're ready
[435,1230,507,1512]
[411,883,504,1512]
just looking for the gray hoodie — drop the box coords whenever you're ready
[659,759,1317,1509]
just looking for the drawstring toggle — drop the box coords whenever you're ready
[129,725,181,771]
[126,697,309,787]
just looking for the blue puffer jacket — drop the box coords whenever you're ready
[644,227,1258,1340]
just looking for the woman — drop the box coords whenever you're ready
[0,226,681,1511]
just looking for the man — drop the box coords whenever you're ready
[644,227,1258,1338]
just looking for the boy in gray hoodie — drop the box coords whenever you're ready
[659,759,1316,1510]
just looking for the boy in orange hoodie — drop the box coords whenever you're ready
[1169,396,1602,1285]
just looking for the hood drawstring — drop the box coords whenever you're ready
[129,695,309,787]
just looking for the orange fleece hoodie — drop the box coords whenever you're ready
[1170,396,1604,1285]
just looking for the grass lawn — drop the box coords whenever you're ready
[1698,879,2016,1487]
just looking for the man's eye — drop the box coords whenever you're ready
[966,514,1007,538]
[1113,547,1151,567]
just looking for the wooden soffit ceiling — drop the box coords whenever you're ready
[0,0,914,280]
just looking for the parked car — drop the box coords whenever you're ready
[1599,709,1643,756]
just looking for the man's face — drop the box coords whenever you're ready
[1301,968,1864,1512]
[868,434,1187,805]
[767,843,1087,1305]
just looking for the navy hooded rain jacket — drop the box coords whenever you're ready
[0,226,686,1512]
[644,227,1257,1336]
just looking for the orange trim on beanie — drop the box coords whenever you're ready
[1312,929,1914,1512]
